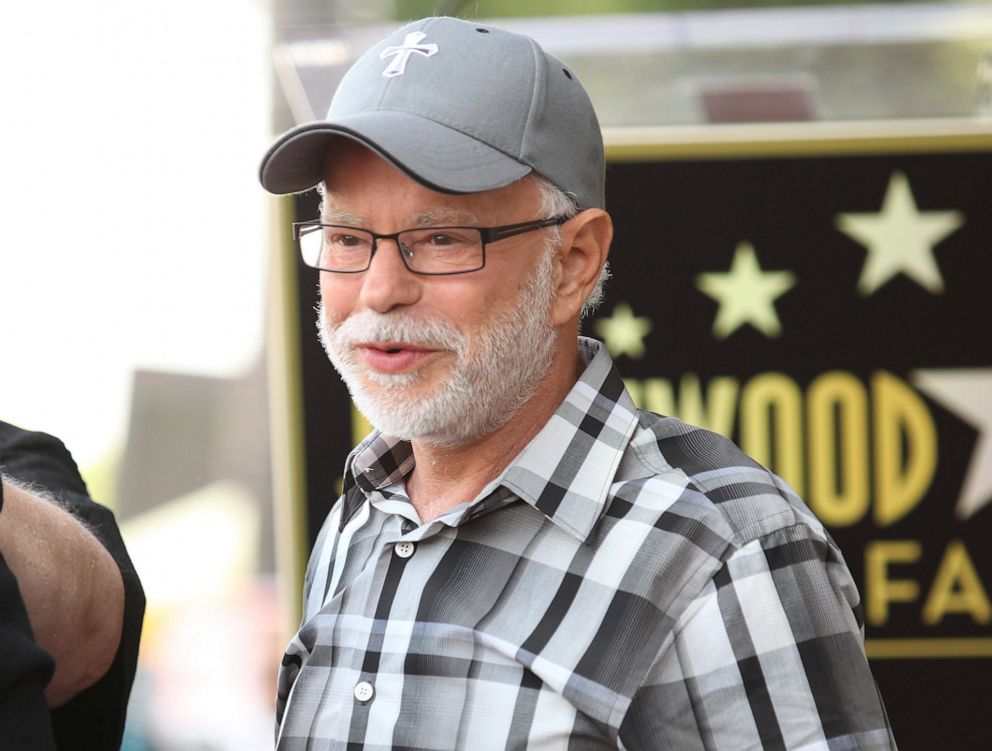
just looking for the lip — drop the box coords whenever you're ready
[356,342,440,374]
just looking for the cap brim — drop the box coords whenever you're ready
[259,111,532,195]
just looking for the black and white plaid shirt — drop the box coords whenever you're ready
[276,338,895,750]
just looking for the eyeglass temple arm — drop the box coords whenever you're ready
[292,220,324,238]
[484,217,567,242]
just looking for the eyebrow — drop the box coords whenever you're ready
[321,208,367,226]
[321,200,479,228]
[410,209,479,227]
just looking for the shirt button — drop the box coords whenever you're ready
[394,541,416,559]
[354,681,375,702]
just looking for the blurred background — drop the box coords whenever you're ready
[1,1,990,748]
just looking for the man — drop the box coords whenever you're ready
[260,16,895,750]
[0,421,144,749]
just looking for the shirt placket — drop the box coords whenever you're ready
[342,485,518,738]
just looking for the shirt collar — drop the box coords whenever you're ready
[340,337,640,541]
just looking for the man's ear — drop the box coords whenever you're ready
[550,209,613,326]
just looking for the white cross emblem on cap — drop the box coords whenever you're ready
[379,31,438,78]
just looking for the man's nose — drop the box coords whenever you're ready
[358,238,422,313]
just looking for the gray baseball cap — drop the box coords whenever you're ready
[259,16,605,210]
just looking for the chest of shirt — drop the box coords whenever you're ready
[290,494,724,737]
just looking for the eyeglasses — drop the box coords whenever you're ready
[293,217,566,275]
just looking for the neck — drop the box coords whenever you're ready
[404,339,583,523]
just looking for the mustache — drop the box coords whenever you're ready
[321,307,465,352]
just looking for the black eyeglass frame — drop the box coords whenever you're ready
[292,216,567,276]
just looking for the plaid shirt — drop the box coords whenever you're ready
[276,338,895,750]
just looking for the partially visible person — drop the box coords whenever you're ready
[0,420,145,749]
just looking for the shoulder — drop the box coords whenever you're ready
[300,493,353,618]
[612,409,833,560]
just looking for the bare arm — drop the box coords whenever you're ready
[0,477,125,707]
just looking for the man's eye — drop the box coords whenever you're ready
[329,233,364,247]
[426,233,459,246]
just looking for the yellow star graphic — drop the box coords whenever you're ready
[696,242,796,339]
[594,302,652,359]
[835,171,964,295]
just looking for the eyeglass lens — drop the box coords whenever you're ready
[299,225,486,274]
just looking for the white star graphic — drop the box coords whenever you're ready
[835,171,964,296]
[913,368,992,520]
[696,242,796,339]
[594,303,652,359]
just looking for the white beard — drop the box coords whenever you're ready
[317,250,558,447]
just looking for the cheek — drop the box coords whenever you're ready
[448,297,498,332]
[320,277,360,323]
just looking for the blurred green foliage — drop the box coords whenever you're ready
[393,0,950,20]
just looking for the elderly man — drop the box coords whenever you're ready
[260,16,895,750]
